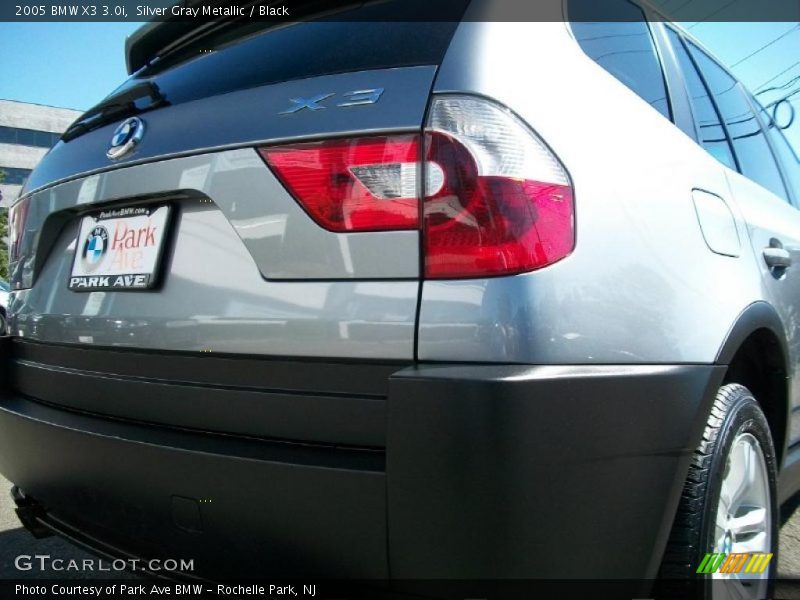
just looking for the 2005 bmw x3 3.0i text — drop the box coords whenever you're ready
[1,0,799,596]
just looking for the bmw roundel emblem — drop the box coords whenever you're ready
[81,225,109,271]
[107,116,144,160]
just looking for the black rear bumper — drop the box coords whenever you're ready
[0,339,724,579]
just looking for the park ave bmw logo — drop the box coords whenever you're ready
[106,116,144,160]
[81,225,108,271]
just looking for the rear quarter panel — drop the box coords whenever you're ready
[419,14,764,364]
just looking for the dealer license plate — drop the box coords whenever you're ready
[69,205,171,291]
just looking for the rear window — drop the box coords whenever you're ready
[759,102,800,204]
[665,27,737,170]
[687,42,790,202]
[113,0,467,107]
[568,0,671,120]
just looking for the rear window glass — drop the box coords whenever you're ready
[687,42,789,202]
[756,99,800,204]
[569,0,671,120]
[114,1,467,107]
[665,27,736,169]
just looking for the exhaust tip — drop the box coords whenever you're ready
[11,485,54,539]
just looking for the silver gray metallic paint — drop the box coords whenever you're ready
[726,170,800,449]
[211,151,419,280]
[9,9,800,445]
[13,150,419,285]
[419,17,766,365]
[22,66,437,196]
[423,12,799,445]
[10,150,418,358]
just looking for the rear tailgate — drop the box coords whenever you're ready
[1,8,469,571]
[10,3,467,362]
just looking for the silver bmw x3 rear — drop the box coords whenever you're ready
[1,0,799,594]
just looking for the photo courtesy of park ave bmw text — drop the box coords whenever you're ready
[1,0,800,598]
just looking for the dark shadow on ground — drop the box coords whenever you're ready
[783,493,800,527]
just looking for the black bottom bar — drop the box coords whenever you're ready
[3,579,800,600]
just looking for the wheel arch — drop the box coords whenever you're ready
[715,301,790,466]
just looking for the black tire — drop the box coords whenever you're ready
[659,384,779,597]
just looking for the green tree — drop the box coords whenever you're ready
[0,169,8,280]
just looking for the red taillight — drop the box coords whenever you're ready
[258,96,573,279]
[259,135,420,232]
[9,196,30,264]
[423,97,574,279]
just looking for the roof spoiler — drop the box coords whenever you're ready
[124,0,364,75]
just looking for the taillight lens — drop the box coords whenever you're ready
[258,97,573,279]
[423,96,574,279]
[259,135,420,232]
[9,196,30,264]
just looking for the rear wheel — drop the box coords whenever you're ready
[660,384,778,599]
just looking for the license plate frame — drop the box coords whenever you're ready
[69,204,172,292]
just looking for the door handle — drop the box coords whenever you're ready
[763,246,792,270]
